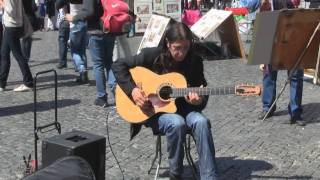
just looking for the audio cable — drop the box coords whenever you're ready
[106,109,125,180]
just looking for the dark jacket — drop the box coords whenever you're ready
[45,0,56,17]
[23,0,39,31]
[273,0,295,10]
[112,47,209,140]
[307,0,320,8]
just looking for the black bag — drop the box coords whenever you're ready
[23,0,41,32]
[22,156,96,180]
[27,14,41,32]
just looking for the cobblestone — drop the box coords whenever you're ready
[0,31,320,179]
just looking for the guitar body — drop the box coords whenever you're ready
[115,67,187,123]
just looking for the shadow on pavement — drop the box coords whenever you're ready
[29,58,59,67]
[302,102,320,124]
[217,156,273,179]
[272,103,320,124]
[157,156,274,179]
[251,175,313,179]
[0,99,81,117]
[7,74,78,87]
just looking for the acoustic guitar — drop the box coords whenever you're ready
[115,66,261,123]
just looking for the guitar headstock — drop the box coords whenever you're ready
[235,84,261,96]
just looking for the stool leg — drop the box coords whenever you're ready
[154,139,162,180]
[148,136,161,174]
[185,134,198,180]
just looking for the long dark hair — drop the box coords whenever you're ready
[153,22,194,74]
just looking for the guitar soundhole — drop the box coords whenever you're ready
[159,86,172,100]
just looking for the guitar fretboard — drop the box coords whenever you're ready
[171,86,235,98]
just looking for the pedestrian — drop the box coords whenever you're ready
[56,0,90,83]
[112,22,219,180]
[82,0,116,107]
[0,0,34,92]
[306,0,320,8]
[36,0,45,30]
[258,0,305,126]
[55,4,70,69]
[45,0,56,31]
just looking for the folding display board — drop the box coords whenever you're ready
[137,9,246,59]
[248,9,320,70]
[191,9,246,59]
[136,14,171,54]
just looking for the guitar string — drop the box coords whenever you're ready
[160,87,236,96]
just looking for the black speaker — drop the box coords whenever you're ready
[42,130,106,180]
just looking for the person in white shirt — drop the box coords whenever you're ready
[0,0,34,92]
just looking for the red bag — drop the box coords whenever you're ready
[100,0,132,33]
[181,0,201,27]
[182,9,201,27]
[225,7,249,16]
[290,0,300,7]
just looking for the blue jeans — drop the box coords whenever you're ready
[70,21,87,73]
[58,21,70,66]
[146,112,218,180]
[262,66,303,118]
[88,34,116,98]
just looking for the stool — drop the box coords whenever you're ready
[148,133,198,180]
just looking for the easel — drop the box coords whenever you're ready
[262,22,320,121]
[313,44,320,84]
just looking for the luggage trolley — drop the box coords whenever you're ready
[33,69,61,171]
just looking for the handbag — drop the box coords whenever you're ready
[181,0,201,27]
[22,6,34,38]
[22,14,34,38]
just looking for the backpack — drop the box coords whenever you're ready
[100,0,132,33]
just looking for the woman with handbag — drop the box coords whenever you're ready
[0,0,34,92]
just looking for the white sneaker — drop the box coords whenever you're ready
[13,84,32,92]
[0,87,4,92]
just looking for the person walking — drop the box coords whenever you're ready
[56,0,90,83]
[45,0,56,31]
[55,4,70,69]
[0,0,34,92]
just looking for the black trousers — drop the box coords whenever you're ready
[21,36,33,61]
[0,27,33,88]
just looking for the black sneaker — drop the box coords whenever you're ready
[75,72,89,84]
[94,96,108,107]
[258,110,274,120]
[82,71,89,83]
[291,116,306,126]
[169,173,181,180]
[56,63,67,69]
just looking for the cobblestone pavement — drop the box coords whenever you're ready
[0,31,320,180]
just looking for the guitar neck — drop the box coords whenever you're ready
[171,86,235,98]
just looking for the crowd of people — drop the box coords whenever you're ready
[0,0,318,179]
